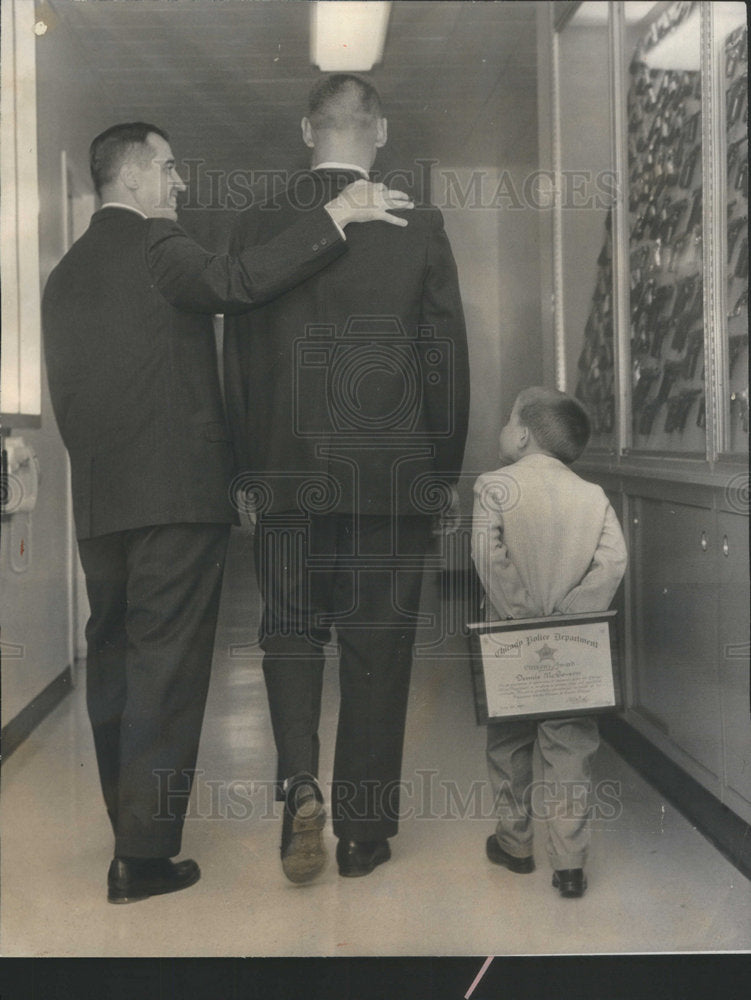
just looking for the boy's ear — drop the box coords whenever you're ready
[375,117,388,149]
[517,424,530,450]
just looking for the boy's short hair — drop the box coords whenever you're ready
[517,387,591,465]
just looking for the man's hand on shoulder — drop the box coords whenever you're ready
[325,179,414,229]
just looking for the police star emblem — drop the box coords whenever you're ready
[535,644,557,662]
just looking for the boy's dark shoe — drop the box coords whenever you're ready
[281,772,327,884]
[336,838,391,877]
[552,868,587,898]
[485,835,535,874]
[107,856,200,903]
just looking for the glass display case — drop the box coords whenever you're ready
[556,3,616,450]
[625,0,706,454]
[553,0,748,468]
[723,19,748,455]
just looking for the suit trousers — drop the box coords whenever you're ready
[486,715,600,870]
[255,512,432,841]
[78,523,230,858]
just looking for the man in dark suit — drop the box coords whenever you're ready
[42,121,412,903]
[223,76,469,882]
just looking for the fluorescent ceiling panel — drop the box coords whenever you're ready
[311,2,391,71]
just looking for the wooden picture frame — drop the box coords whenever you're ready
[467,610,622,724]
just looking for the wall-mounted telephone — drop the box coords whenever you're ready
[1,436,40,515]
[1,435,40,574]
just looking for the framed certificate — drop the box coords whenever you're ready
[467,611,622,724]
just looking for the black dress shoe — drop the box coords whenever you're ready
[107,856,200,904]
[552,868,587,898]
[281,772,327,884]
[485,835,535,874]
[336,838,391,877]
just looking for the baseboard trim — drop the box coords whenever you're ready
[600,714,751,882]
[1,666,73,764]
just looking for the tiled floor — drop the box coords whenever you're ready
[2,529,750,957]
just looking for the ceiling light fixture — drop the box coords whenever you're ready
[311,1,391,72]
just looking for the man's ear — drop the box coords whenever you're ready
[301,117,315,149]
[375,117,388,149]
[119,160,139,192]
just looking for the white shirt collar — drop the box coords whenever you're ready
[313,162,369,179]
[100,202,148,219]
[516,452,566,467]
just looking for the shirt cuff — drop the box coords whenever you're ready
[323,205,347,241]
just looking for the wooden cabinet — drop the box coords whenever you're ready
[630,496,723,792]
[718,509,751,822]
[594,479,750,824]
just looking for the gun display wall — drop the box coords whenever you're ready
[575,6,748,455]
[627,52,706,451]
[725,23,749,451]
[575,213,615,443]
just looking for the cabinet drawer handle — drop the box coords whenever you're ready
[722,535,729,557]
[700,531,708,551]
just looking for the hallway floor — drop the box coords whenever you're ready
[2,529,750,957]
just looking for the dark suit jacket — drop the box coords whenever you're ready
[223,169,470,517]
[42,205,345,539]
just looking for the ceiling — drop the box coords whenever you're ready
[42,0,539,189]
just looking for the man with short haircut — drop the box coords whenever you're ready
[43,121,412,903]
[224,75,469,882]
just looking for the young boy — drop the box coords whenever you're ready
[471,386,627,898]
